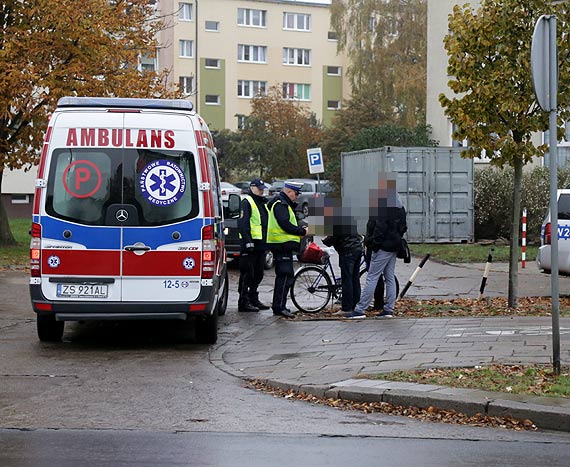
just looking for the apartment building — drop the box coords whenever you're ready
[156,0,350,130]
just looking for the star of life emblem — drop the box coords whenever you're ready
[183,257,195,270]
[139,160,186,206]
[48,255,61,268]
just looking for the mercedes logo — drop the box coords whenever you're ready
[116,209,129,222]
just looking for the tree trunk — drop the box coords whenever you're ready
[0,168,18,247]
[508,157,523,308]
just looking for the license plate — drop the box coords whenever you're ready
[56,284,108,298]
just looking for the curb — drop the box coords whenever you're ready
[258,378,570,433]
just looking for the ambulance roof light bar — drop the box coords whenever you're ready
[57,97,194,112]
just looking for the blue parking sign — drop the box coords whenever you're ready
[307,147,324,174]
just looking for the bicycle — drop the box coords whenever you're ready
[290,247,399,313]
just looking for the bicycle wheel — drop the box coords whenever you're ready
[291,266,333,313]
[359,268,400,309]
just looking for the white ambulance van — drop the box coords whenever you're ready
[29,97,236,344]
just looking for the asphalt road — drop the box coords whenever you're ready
[1,267,570,465]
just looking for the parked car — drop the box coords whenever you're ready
[268,180,284,197]
[221,181,242,201]
[233,181,251,194]
[234,180,272,196]
[285,178,333,217]
[537,189,570,274]
[223,200,274,269]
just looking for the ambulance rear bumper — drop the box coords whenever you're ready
[30,284,216,321]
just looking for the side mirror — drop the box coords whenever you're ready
[228,193,241,218]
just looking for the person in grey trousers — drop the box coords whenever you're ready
[344,175,407,319]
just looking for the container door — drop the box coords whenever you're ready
[120,113,202,302]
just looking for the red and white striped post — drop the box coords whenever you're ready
[522,207,527,268]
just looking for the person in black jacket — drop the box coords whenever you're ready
[322,200,363,313]
[266,181,308,317]
[344,175,407,319]
[237,178,270,312]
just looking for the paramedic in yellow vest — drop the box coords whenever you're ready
[237,178,270,312]
[267,181,307,317]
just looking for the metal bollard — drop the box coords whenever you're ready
[398,254,430,300]
[478,248,494,299]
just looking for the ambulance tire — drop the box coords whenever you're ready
[195,312,218,344]
[37,315,64,342]
[216,272,229,316]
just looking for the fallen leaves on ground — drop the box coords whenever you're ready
[248,380,537,431]
[289,296,570,321]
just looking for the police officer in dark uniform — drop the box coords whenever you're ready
[267,181,307,317]
[237,178,270,312]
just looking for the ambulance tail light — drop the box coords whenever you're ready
[30,222,42,277]
[202,224,216,279]
[545,223,551,245]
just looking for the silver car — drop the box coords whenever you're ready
[536,189,570,274]
[285,178,333,217]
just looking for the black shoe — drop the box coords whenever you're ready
[238,303,260,312]
[250,299,270,310]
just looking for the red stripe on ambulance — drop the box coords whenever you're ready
[123,251,201,276]
[42,250,120,275]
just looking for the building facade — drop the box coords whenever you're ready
[156,0,350,130]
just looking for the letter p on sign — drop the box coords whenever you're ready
[307,147,324,174]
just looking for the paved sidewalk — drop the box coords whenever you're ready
[213,255,570,432]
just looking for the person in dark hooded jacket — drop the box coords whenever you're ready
[344,175,407,319]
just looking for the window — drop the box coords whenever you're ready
[205,95,220,105]
[11,194,30,204]
[237,115,247,129]
[179,2,193,21]
[282,48,311,66]
[282,83,311,101]
[205,20,219,31]
[237,44,267,63]
[237,8,267,27]
[328,31,338,41]
[139,54,156,73]
[283,12,311,31]
[46,148,199,226]
[205,58,220,68]
[237,80,267,98]
[327,66,341,76]
[179,76,194,95]
[179,40,194,58]
[327,100,341,110]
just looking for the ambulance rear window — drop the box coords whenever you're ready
[46,148,199,226]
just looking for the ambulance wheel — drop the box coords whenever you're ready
[37,315,64,342]
[216,272,229,316]
[195,313,218,344]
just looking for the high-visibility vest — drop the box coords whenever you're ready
[267,199,300,244]
[239,195,266,240]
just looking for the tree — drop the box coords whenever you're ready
[330,0,427,126]
[439,0,570,307]
[217,86,323,181]
[0,0,181,246]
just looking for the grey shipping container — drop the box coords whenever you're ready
[341,147,474,243]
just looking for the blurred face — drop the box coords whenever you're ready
[251,185,263,196]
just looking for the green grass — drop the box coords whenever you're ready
[0,218,31,268]
[364,364,570,398]
[410,243,538,263]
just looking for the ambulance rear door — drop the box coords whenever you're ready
[119,112,202,302]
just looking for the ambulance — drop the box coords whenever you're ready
[29,97,235,344]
